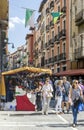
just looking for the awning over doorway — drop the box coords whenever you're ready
[55,69,84,76]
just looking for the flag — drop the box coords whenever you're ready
[25,9,35,28]
[53,17,58,24]
[51,12,63,24]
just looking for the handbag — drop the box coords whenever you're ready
[78,103,84,111]
[79,96,84,103]
[47,93,53,98]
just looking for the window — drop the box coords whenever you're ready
[52,49,54,57]
[75,6,77,15]
[62,66,66,71]
[63,43,65,53]
[80,35,83,47]
[63,20,66,29]
[57,46,60,55]
[52,31,54,37]
[58,6,60,12]
[48,35,49,41]
[64,0,66,6]
[48,17,49,24]
[57,67,60,73]
[48,51,50,58]
[58,26,60,33]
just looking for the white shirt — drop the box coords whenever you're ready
[42,84,53,97]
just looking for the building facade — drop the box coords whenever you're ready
[71,0,84,70]
[0,0,9,73]
[26,34,34,66]
[34,0,70,74]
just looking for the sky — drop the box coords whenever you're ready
[8,0,42,53]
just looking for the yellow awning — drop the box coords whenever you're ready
[0,66,52,96]
[2,66,52,75]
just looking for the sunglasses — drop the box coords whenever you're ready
[46,80,49,82]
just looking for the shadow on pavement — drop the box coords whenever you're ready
[36,123,69,128]
[78,119,84,122]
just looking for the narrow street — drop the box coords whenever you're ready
[0,110,84,130]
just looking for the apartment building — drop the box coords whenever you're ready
[26,34,34,66]
[34,0,70,74]
[70,0,84,70]
[0,0,9,72]
[8,44,28,70]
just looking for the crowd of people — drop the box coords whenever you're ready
[5,75,84,127]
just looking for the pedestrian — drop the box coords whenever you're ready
[42,78,53,115]
[35,82,43,111]
[69,80,83,127]
[6,79,15,102]
[55,80,63,114]
[62,76,71,113]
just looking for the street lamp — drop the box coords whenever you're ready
[4,38,15,49]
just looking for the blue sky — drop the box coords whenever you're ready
[8,0,42,53]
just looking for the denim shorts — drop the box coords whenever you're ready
[62,95,69,102]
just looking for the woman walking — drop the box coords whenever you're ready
[55,80,63,114]
[42,79,53,115]
[35,82,43,111]
[69,80,83,127]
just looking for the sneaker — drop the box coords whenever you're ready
[45,112,48,115]
[67,110,69,114]
[72,124,76,127]
[42,112,44,115]
[59,112,63,114]
[62,110,65,113]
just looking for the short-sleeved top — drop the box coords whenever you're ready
[72,87,81,101]
[42,84,53,97]
[55,86,62,97]
[63,81,71,96]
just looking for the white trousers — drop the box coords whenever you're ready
[55,96,62,112]
[42,96,51,114]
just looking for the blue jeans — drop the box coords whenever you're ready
[72,105,78,124]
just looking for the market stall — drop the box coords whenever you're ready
[0,66,52,111]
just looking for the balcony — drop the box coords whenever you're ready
[46,25,50,32]
[75,9,84,26]
[55,34,60,44]
[56,17,60,24]
[54,55,60,63]
[47,59,49,64]
[74,47,84,59]
[51,57,54,63]
[46,41,50,50]
[49,58,51,64]
[50,38,55,47]
[60,29,66,40]
[45,59,47,65]
[54,56,57,62]
[46,7,50,14]
[50,20,54,28]
[57,54,60,61]
[50,1,54,9]
[60,53,66,61]
[45,42,47,48]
